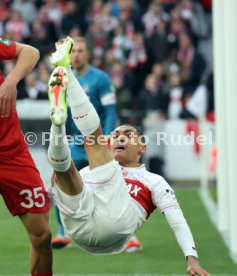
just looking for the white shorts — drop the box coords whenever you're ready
[54,160,142,254]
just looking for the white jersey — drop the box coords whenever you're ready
[120,165,180,220]
[121,165,198,258]
[55,161,198,257]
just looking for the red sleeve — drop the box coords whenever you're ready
[0,38,16,60]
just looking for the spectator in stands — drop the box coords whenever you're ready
[37,5,58,44]
[137,73,169,120]
[30,20,54,58]
[85,18,110,59]
[0,0,211,131]
[179,0,193,23]
[61,1,87,36]
[104,49,117,73]
[88,0,104,22]
[0,2,10,36]
[151,63,166,83]
[11,0,37,24]
[5,10,30,42]
[36,60,50,99]
[100,3,119,33]
[167,72,184,119]
[142,1,160,36]
[177,33,206,90]
[127,32,147,70]
[110,61,133,121]
[167,7,187,52]
[160,0,179,13]
[145,19,169,67]
[112,25,128,62]
[117,0,144,32]
[25,71,38,99]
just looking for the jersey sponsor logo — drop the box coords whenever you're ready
[124,178,156,217]
[126,183,142,197]
[0,38,11,46]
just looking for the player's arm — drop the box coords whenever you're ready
[153,180,209,276]
[99,73,117,133]
[164,209,209,276]
[0,42,40,117]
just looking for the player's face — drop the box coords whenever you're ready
[71,41,89,71]
[110,126,146,167]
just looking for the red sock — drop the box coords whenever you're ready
[32,273,52,276]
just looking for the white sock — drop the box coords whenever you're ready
[48,124,71,172]
[66,66,100,136]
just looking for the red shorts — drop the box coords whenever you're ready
[0,151,50,216]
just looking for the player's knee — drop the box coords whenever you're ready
[30,228,52,252]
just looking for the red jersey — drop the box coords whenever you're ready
[0,38,28,160]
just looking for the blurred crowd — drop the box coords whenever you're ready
[0,0,214,127]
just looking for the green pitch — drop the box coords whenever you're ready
[0,189,236,275]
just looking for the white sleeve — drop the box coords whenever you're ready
[79,166,89,181]
[164,208,198,258]
[152,178,180,213]
[152,179,198,258]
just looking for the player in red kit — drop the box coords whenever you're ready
[0,37,53,276]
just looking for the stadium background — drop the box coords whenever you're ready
[0,0,237,275]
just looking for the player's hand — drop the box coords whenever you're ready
[0,80,17,117]
[187,256,210,276]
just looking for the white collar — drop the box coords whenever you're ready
[121,164,146,170]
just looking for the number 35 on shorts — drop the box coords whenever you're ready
[19,187,46,209]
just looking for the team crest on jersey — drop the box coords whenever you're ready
[122,171,128,177]
[0,38,11,46]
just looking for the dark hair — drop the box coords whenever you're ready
[118,124,146,144]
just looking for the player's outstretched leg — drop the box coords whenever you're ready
[47,66,83,195]
[50,36,112,169]
[47,66,90,239]
[47,66,71,173]
[49,38,91,248]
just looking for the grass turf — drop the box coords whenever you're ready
[0,189,236,275]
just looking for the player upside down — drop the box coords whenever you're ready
[47,37,209,276]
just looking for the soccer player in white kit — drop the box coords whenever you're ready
[47,37,209,276]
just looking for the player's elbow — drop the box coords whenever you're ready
[32,47,40,63]
[24,45,40,64]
